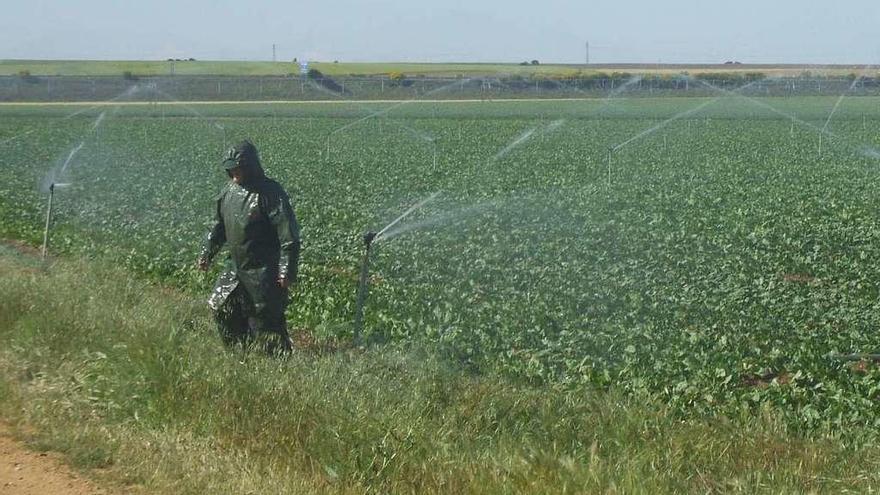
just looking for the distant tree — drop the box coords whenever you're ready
[531,60,540,65]
[307,68,324,79]
[18,70,38,83]
[122,71,139,81]
[188,58,196,61]
[388,71,406,86]
[519,61,530,66]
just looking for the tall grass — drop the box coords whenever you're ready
[0,250,878,493]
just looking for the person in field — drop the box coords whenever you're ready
[197,139,300,354]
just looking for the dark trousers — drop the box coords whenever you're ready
[214,284,292,354]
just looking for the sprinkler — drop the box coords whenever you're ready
[353,230,377,345]
[350,192,440,345]
[607,147,613,187]
[41,183,55,261]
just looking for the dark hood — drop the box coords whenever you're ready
[223,139,266,184]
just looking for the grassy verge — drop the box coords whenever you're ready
[0,249,878,493]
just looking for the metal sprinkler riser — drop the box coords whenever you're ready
[41,183,56,261]
[353,230,378,345]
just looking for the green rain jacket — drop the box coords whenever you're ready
[201,176,301,313]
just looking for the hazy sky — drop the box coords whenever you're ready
[3,1,879,64]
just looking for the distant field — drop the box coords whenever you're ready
[1,96,878,120]
[0,60,296,77]
[1,59,874,77]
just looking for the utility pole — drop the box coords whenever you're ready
[272,44,276,62]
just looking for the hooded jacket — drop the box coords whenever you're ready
[200,158,300,312]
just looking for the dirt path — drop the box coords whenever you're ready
[0,425,108,495]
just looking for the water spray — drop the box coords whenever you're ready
[328,110,437,164]
[313,77,467,164]
[490,120,565,164]
[58,142,84,176]
[692,77,850,147]
[822,64,873,135]
[351,192,440,344]
[611,96,722,153]
[218,124,227,152]
[3,86,138,148]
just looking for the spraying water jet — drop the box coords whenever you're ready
[351,192,440,344]
[860,147,880,160]
[2,86,138,148]
[58,142,85,176]
[822,64,874,135]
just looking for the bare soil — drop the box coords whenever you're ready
[0,425,108,494]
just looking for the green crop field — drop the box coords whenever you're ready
[2,95,880,436]
[4,93,880,491]
[0,59,596,77]
[2,59,872,77]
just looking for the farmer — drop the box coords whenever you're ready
[197,139,300,354]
